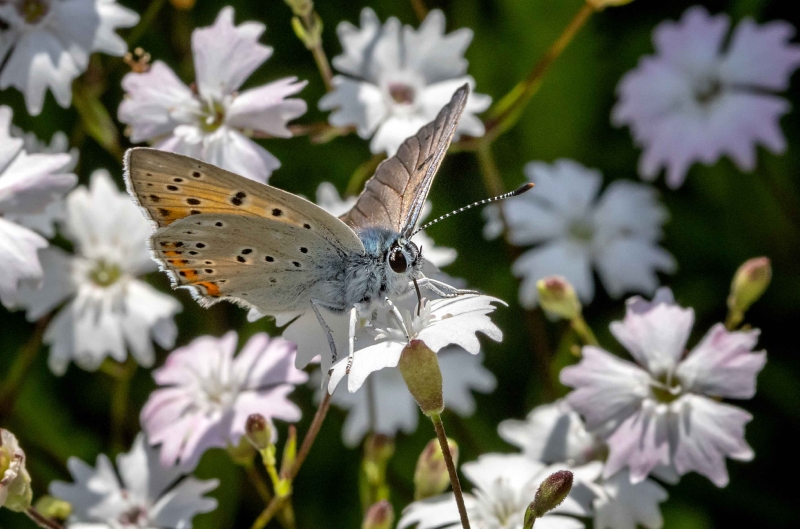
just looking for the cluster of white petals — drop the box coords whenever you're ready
[487,159,675,308]
[13,170,181,374]
[561,288,766,487]
[0,105,75,308]
[119,6,307,183]
[50,434,218,528]
[613,6,800,188]
[320,8,490,156]
[141,331,307,468]
[0,0,139,115]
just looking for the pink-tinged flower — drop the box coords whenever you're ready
[319,8,490,156]
[0,105,76,309]
[613,6,800,188]
[118,6,307,183]
[560,288,767,486]
[50,433,218,528]
[142,331,308,468]
[0,0,138,115]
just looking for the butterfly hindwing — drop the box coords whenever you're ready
[340,84,469,236]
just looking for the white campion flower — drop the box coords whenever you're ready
[0,105,76,309]
[321,348,495,447]
[141,331,307,468]
[561,288,767,487]
[399,453,595,529]
[13,170,181,375]
[488,160,675,308]
[319,8,491,156]
[613,6,800,188]
[1,428,32,512]
[118,6,307,184]
[50,433,218,528]
[0,0,139,115]
[499,401,668,529]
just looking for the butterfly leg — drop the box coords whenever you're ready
[384,298,410,341]
[418,276,479,298]
[310,298,344,367]
[345,305,358,375]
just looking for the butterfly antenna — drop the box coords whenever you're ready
[410,183,534,237]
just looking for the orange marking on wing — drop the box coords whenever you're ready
[178,269,199,281]
[197,281,221,297]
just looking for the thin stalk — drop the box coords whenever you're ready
[366,376,378,434]
[430,413,470,529]
[126,0,166,48]
[570,314,598,347]
[25,508,64,529]
[250,496,289,529]
[246,463,274,504]
[108,359,137,451]
[309,41,334,92]
[724,309,744,331]
[0,316,49,418]
[411,0,429,22]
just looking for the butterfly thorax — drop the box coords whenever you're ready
[333,227,422,309]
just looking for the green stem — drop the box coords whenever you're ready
[570,314,598,347]
[430,413,470,529]
[25,507,64,529]
[246,463,274,504]
[250,496,289,529]
[126,0,166,48]
[108,359,136,451]
[0,316,49,418]
[724,309,744,331]
[411,0,429,22]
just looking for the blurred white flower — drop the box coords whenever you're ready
[323,348,495,447]
[13,170,181,375]
[399,453,594,529]
[613,6,800,188]
[328,294,504,394]
[1,428,32,512]
[0,105,76,309]
[50,433,218,528]
[0,0,139,115]
[499,401,668,529]
[319,8,490,155]
[492,160,675,308]
[118,6,307,184]
[561,288,766,487]
[141,331,307,468]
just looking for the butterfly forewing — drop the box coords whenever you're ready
[340,84,469,236]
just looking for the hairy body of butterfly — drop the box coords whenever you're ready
[125,85,474,366]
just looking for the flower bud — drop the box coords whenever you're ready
[524,470,573,527]
[362,500,394,529]
[169,0,196,10]
[227,435,257,466]
[1,429,32,512]
[537,276,581,320]
[245,414,271,450]
[728,257,771,315]
[284,0,313,17]
[414,438,458,500]
[34,496,72,521]
[279,425,297,478]
[398,340,444,416]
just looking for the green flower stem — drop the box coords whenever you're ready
[430,413,470,529]
[570,314,599,347]
[25,507,64,529]
[106,358,137,452]
[125,0,166,48]
[411,0,429,22]
[724,309,744,331]
[245,463,274,504]
[0,316,49,419]
[250,495,289,529]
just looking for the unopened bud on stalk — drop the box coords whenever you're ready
[245,414,271,450]
[283,0,313,17]
[1,429,32,512]
[728,257,771,315]
[414,438,459,500]
[362,500,394,529]
[398,340,444,416]
[280,426,297,477]
[537,276,581,320]
[33,496,71,521]
[523,470,573,528]
[365,434,395,464]
[169,0,196,10]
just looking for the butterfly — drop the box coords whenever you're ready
[124,84,529,368]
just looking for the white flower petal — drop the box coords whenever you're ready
[226,77,307,136]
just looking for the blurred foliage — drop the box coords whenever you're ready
[2,0,800,528]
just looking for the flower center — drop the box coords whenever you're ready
[568,217,595,242]
[89,259,122,287]
[17,0,50,24]
[649,372,682,403]
[388,82,415,105]
[118,504,148,527]
[694,77,722,106]
[199,99,226,133]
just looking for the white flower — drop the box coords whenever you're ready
[50,433,218,528]
[0,105,76,309]
[118,6,307,184]
[613,6,800,188]
[322,348,495,446]
[561,288,767,487]
[0,0,139,115]
[328,294,504,394]
[1,428,32,512]
[499,401,668,529]
[495,159,675,308]
[319,8,491,156]
[399,453,594,529]
[141,331,307,468]
[13,170,181,375]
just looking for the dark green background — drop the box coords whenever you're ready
[1,0,798,527]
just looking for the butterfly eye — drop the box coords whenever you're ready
[389,249,408,274]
